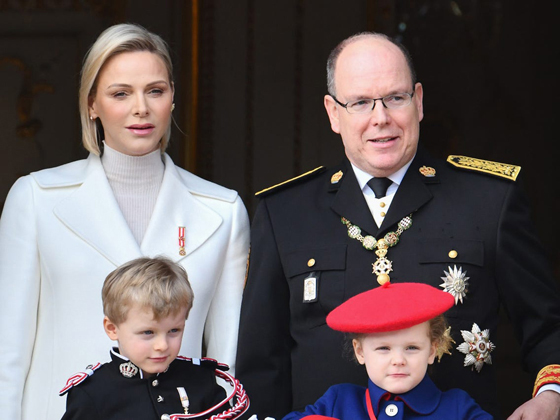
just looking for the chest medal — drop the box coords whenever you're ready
[341,215,413,285]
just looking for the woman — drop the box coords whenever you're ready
[0,23,250,420]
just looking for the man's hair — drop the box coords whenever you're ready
[102,256,193,325]
[326,31,417,97]
[79,23,174,155]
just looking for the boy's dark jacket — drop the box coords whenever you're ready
[61,349,227,420]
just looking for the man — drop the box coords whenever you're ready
[236,32,560,419]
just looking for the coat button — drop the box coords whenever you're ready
[385,403,399,416]
[307,258,316,267]
[157,395,164,403]
[152,379,159,387]
[161,415,171,420]
[448,250,458,259]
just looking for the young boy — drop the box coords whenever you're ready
[282,281,493,420]
[60,257,249,420]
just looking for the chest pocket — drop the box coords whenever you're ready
[284,244,347,278]
[417,238,484,266]
[415,238,485,319]
[284,244,347,329]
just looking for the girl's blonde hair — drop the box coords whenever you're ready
[348,315,453,363]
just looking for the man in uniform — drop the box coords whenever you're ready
[236,32,560,420]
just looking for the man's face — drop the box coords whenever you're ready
[324,37,423,177]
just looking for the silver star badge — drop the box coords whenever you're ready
[440,265,470,304]
[456,323,495,372]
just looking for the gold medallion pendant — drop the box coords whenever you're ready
[341,214,413,285]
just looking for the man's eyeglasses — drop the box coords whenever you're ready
[331,90,415,114]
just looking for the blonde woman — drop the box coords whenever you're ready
[0,23,249,420]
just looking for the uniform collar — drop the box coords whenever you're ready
[350,158,413,193]
[109,347,170,380]
[368,374,442,417]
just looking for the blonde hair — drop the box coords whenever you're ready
[79,23,174,155]
[102,257,193,325]
[348,315,453,362]
[428,314,454,362]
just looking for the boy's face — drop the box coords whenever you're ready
[353,321,436,394]
[104,304,187,376]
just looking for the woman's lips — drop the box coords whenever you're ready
[127,124,155,135]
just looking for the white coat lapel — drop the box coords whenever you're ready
[140,155,222,262]
[53,155,142,267]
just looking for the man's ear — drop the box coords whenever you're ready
[414,82,424,123]
[103,316,119,341]
[324,95,341,134]
[352,339,365,365]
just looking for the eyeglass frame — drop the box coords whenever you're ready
[330,88,416,114]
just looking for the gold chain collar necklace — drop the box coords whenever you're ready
[341,214,413,285]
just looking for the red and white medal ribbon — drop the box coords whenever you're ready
[178,226,186,256]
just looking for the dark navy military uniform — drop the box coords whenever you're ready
[61,349,227,420]
[283,374,492,420]
[236,146,560,419]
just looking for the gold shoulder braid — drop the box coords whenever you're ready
[255,166,325,196]
[447,155,521,181]
[341,214,413,285]
[532,364,560,397]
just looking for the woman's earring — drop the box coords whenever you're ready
[171,103,175,112]
[90,115,94,121]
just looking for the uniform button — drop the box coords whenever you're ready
[380,212,386,217]
[380,202,386,208]
[385,403,398,416]
[307,258,316,267]
[161,415,171,420]
[157,395,164,402]
[448,250,458,259]
[152,379,159,387]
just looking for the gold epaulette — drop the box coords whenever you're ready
[533,364,560,397]
[255,166,326,196]
[447,155,521,181]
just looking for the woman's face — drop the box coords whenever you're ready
[90,51,173,156]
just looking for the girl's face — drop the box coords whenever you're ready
[353,321,436,394]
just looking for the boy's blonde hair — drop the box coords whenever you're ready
[79,23,174,155]
[102,257,193,325]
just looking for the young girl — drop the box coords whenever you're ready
[283,281,492,420]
